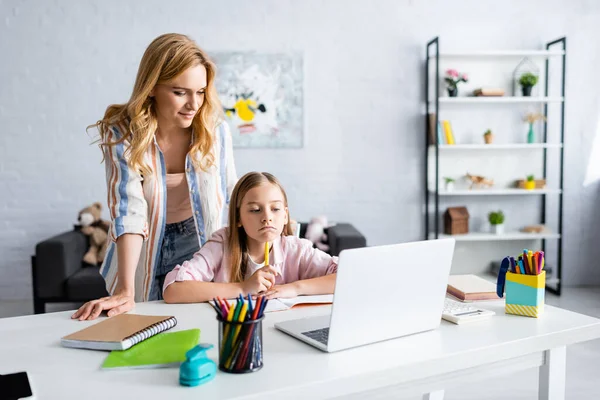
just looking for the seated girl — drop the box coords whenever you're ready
[163,171,337,303]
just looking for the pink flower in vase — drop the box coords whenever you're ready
[444,69,468,97]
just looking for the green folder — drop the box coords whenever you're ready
[102,329,200,369]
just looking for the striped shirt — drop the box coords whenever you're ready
[99,120,237,301]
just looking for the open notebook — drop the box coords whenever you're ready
[101,329,200,369]
[227,295,333,313]
[61,314,177,351]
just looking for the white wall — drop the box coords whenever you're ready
[1,0,599,299]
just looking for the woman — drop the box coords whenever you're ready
[72,33,237,320]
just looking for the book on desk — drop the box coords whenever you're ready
[446,275,499,302]
[61,314,177,351]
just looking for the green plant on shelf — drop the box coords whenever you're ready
[444,177,455,183]
[488,210,505,225]
[519,72,539,87]
[527,174,535,182]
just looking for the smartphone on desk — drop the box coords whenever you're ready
[0,371,34,399]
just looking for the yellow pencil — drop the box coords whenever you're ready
[226,302,248,368]
[264,241,269,266]
[220,304,235,355]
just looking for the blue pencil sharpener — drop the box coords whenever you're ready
[179,343,217,387]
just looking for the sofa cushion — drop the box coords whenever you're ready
[66,266,109,301]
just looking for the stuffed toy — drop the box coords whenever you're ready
[77,202,110,265]
[304,216,333,252]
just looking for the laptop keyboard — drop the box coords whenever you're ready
[301,327,329,345]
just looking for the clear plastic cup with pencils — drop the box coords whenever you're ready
[211,294,269,374]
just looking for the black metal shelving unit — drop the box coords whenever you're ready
[424,36,566,295]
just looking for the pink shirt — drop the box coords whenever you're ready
[163,227,338,292]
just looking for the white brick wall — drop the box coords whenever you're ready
[1,0,600,299]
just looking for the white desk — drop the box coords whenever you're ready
[1,301,599,400]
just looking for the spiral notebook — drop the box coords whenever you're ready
[61,314,177,351]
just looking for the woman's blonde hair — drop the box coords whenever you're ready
[89,33,222,175]
[227,172,294,283]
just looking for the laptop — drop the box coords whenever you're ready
[274,238,455,352]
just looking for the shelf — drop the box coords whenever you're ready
[425,37,566,294]
[432,50,565,58]
[435,96,564,104]
[430,189,562,196]
[430,232,561,242]
[430,144,563,150]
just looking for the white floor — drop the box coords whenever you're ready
[1,287,599,399]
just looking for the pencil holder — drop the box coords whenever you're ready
[505,271,545,318]
[217,316,264,373]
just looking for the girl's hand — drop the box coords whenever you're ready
[243,265,279,295]
[262,283,298,300]
[71,290,135,321]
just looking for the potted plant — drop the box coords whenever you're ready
[483,129,494,144]
[524,174,536,190]
[519,72,539,97]
[488,210,505,234]
[444,177,455,192]
[444,69,468,97]
[523,112,546,143]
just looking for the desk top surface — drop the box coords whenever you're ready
[1,300,599,400]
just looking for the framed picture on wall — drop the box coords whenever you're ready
[212,51,304,148]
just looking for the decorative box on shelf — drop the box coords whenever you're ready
[521,225,550,234]
[515,179,546,189]
[473,88,505,97]
[444,207,470,235]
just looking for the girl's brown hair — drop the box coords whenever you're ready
[227,172,294,282]
[88,33,223,176]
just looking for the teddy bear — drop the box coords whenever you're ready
[78,202,111,265]
[304,215,333,252]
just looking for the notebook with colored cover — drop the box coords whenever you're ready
[101,329,200,369]
[446,275,499,301]
[61,314,177,351]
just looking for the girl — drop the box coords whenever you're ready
[163,172,337,303]
[73,33,237,320]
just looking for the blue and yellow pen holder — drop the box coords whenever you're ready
[217,316,264,374]
[505,271,545,318]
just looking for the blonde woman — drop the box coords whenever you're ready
[72,33,237,320]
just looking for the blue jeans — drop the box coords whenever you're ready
[149,216,200,301]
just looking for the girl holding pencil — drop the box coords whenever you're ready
[163,172,337,303]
